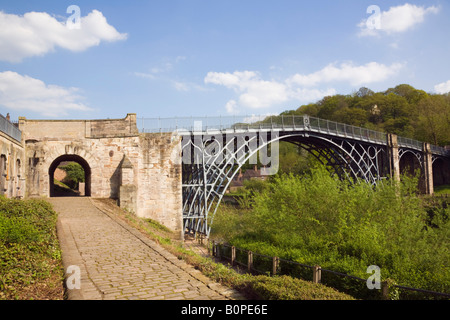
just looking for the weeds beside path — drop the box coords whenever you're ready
[0,197,64,300]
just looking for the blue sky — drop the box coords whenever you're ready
[0,0,449,121]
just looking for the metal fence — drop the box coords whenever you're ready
[0,114,21,142]
[139,115,388,143]
[211,242,450,300]
[430,144,449,156]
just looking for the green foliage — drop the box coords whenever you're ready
[60,162,85,189]
[434,185,450,195]
[0,197,63,300]
[211,166,450,299]
[277,142,320,176]
[291,84,450,146]
[245,275,354,300]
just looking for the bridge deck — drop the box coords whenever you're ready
[140,115,449,157]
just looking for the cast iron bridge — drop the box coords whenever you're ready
[141,115,450,237]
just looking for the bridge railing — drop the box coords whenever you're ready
[398,136,423,151]
[398,136,449,156]
[430,145,449,156]
[307,117,387,143]
[139,115,448,156]
[139,115,388,144]
[0,114,22,142]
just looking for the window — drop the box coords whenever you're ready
[0,155,6,195]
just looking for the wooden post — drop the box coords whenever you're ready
[248,251,253,273]
[313,265,321,283]
[272,257,279,276]
[382,281,389,300]
[231,246,236,266]
[216,243,221,260]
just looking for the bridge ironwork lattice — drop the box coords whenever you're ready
[140,114,449,237]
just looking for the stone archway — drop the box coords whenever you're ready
[49,154,91,197]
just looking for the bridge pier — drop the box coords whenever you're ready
[388,134,435,195]
[387,134,400,182]
[422,143,434,195]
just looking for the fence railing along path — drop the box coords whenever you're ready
[207,240,450,300]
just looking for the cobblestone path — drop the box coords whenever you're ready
[50,197,240,300]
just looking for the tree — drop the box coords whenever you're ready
[385,84,428,105]
[291,84,447,146]
[354,87,375,98]
[334,107,368,126]
[296,103,320,117]
[317,95,349,120]
[60,162,85,189]
[415,95,450,146]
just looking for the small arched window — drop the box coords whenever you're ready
[16,159,21,178]
[0,155,7,195]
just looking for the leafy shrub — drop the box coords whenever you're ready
[0,196,63,300]
[60,162,85,189]
[211,165,450,299]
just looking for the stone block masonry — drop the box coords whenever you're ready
[19,114,183,234]
[136,133,183,234]
[0,129,25,198]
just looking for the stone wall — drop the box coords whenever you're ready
[19,113,138,141]
[23,136,141,199]
[19,114,183,233]
[0,131,25,198]
[135,133,183,233]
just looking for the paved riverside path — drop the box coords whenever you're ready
[50,197,241,300]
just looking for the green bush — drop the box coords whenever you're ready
[0,215,41,244]
[0,196,63,300]
[211,165,450,299]
[60,162,85,189]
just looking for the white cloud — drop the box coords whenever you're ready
[435,80,450,94]
[135,57,201,92]
[205,71,296,110]
[173,81,190,92]
[205,61,403,114]
[287,62,404,87]
[0,10,127,62]
[172,80,209,92]
[225,100,238,114]
[358,3,439,37]
[133,72,156,80]
[0,71,92,117]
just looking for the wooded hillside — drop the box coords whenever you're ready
[280,84,450,147]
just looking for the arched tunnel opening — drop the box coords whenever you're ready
[49,155,91,197]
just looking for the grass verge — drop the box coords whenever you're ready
[0,196,64,300]
[434,184,450,195]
